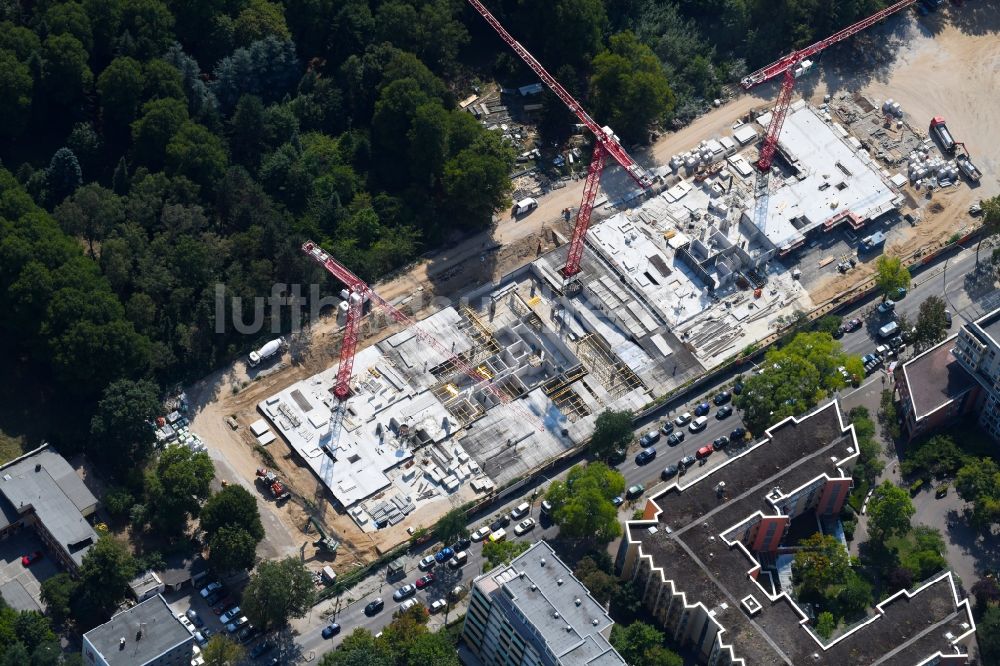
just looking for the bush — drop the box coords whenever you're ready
[842,519,856,541]
[104,486,134,521]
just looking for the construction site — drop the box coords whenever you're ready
[185,1,997,570]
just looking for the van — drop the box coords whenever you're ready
[322,566,337,585]
[449,551,468,569]
[510,502,530,520]
[488,528,507,542]
[513,198,538,216]
[878,321,900,339]
[689,416,708,432]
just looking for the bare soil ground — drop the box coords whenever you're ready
[188,4,999,571]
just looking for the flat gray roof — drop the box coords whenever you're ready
[84,594,193,666]
[0,447,99,567]
[475,541,626,665]
[901,336,976,420]
[972,306,1000,350]
[1,580,42,612]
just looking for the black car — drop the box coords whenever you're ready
[694,402,711,417]
[490,515,511,531]
[250,642,275,658]
[887,335,904,350]
[204,590,223,606]
[661,465,679,480]
[712,436,730,450]
[635,447,657,465]
[678,455,697,469]
[713,391,731,405]
[238,625,258,643]
[451,537,471,553]
[666,432,685,446]
[832,326,845,339]
[730,427,746,441]
[945,310,953,327]
[716,405,733,419]
[322,623,341,639]
[607,446,627,464]
[732,381,744,395]
[365,598,385,616]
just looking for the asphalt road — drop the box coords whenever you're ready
[266,242,999,664]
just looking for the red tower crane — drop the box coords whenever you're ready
[743,0,917,171]
[301,240,545,434]
[465,0,653,278]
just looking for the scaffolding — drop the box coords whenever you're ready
[575,334,644,400]
[542,365,590,421]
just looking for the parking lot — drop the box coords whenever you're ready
[163,577,269,657]
[0,531,60,612]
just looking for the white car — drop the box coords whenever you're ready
[514,518,536,536]
[219,607,242,625]
[429,598,447,613]
[418,555,436,570]
[674,412,692,427]
[176,613,195,634]
[225,616,248,633]
[199,582,221,598]
[471,525,492,541]
[509,502,530,521]
[399,598,420,612]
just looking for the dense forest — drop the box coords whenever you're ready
[0,0,889,466]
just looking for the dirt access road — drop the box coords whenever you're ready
[187,4,998,572]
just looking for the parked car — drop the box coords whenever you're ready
[540,500,553,516]
[732,381,744,395]
[451,537,471,553]
[251,641,276,657]
[419,555,436,570]
[192,631,208,647]
[694,402,711,416]
[713,391,731,405]
[730,427,746,441]
[176,614,195,634]
[186,609,204,628]
[213,598,234,615]
[199,582,222,598]
[430,599,448,613]
[510,502,531,520]
[945,310,953,327]
[514,518,536,536]
[689,416,708,432]
[712,436,730,450]
[660,421,674,435]
[398,598,420,613]
[678,455,697,470]
[21,551,42,566]
[639,430,661,447]
[625,484,645,499]
[716,405,733,419]
[203,590,224,606]
[237,625,258,643]
[219,607,242,625]
[225,616,248,634]
[893,287,907,300]
[200,628,214,644]
[666,431,685,446]
[635,447,657,465]
[877,299,895,315]
[434,547,454,563]
[607,447,627,464]
[661,465,679,480]
[321,623,341,639]
[415,574,435,589]
[489,515,511,531]
[365,599,385,615]
[449,551,468,569]
[843,318,863,333]
[696,446,714,459]
[489,528,507,543]
[674,412,692,427]
[393,585,417,601]
[611,495,624,507]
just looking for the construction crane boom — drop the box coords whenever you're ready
[302,240,545,431]
[741,0,917,90]
[465,0,649,189]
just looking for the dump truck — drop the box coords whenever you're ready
[270,481,290,501]
[248,337,285,367]
[956,154,982,183]
[929,117,956,153]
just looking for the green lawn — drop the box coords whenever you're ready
[0,429,27,466]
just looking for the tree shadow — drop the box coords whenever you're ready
[948,0,1000,36]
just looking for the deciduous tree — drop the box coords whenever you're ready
[242,557,315,632]
[432,507,468,546]
[793,532,850,598]
[545,463,625,542]
[610,621,682,666]
[90,378,161,477]
[914,295,949,350]
[208,525,258,573]
[145,446,215,535]
[482,540,530,571]
[41,34,92,106]
[875,255,911,301]
[0,51,32,139]
[867,481,914,541]
[201,634,245,666]
[588,409,634,462]
[200,484,265,542]
[72,537,138,625]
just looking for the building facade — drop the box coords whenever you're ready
[462,541,626,666]
[951,306,1000,439]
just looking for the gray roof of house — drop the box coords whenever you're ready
[0,447,100,566]
[84,595,193,666]
[475,541,626,665]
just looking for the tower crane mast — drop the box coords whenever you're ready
[744,0,917,171]
[465,0,652,278]
[302,240,545,432]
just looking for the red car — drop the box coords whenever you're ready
[696,446,714,459]
[415,574,436,589]
[214,598,235,615]
[21,551,42,566]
